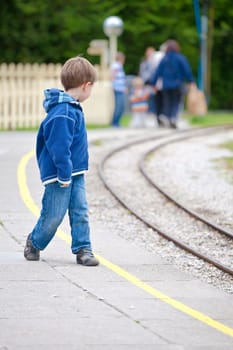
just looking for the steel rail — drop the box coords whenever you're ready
[98,125,233,276]
[139,126,233,240]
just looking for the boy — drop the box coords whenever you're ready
[24,56,99,266]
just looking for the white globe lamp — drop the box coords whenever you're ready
[103,16,124,66]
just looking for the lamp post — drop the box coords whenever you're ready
[193,0,211,102]
[103,16,123,66]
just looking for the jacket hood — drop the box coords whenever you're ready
[43,88,79,112]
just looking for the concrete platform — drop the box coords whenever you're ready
[0,130,233,350]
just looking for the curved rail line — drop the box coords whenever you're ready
[98,125,233,276]
[139,132,233,240]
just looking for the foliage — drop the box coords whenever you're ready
[0,0,232,109]
[209,1,233,109]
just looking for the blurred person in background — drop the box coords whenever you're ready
[129,76,150,128]
[151,39,195,128]
[110,52,127,127]
[139,46,164,123]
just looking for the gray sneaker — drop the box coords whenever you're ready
[24,234,40,261]
[76,248,99,266]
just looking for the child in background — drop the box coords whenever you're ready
[129,77,150,128]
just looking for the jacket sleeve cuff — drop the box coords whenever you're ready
[58,179,71,185]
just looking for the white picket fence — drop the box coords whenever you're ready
[0,63,113,130]
[0,63,63,129]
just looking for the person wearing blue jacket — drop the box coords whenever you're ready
[151,40,195,128]
[24,56,99,266]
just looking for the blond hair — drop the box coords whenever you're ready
[132,76,144,88]
[61,56,97,91]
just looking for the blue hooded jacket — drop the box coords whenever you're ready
[151,51,194,90]
[36,88,88,185]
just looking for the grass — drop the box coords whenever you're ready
[86,124,110,130]
[219,140,233,152]
[218,140,233,175]
[183,111,233,127]
[211,135,233,185]
[107,111,233,129]
[222,157,233,170]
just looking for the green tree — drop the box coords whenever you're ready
[209,0,233,108]
[0,0,232,109]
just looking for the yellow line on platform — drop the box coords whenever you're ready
[17,150,233,338]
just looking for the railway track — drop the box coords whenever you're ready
[98,125,233,276]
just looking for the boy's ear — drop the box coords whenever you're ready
[82,82,90,90]
[86,82,93,87]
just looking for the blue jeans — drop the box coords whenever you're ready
[112,90,125,126]
[148,92,156,114]
[31,175,91,253]
[162,88,182,120]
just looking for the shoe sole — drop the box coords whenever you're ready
[76,258,99,266]
[24,253,40,261]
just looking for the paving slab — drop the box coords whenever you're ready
[0,130,233,350]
